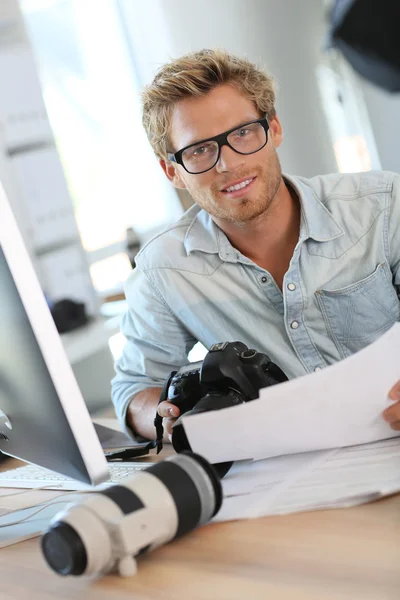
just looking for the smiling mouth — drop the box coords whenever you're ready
[221,177,255,194]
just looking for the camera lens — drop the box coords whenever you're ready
[41,452,223,578]
[172,418,233,479]
[41,522,87,575]
[171,390,244,477]
[182,452,223,516]
[171,418,192,453]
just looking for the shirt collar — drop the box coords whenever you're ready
[283,174,343,243]
[183,173,344,260]
[183,207,237,262]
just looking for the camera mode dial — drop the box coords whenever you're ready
[240,349,257,359]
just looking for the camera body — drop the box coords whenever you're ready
[165,341,288,455]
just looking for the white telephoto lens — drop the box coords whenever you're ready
[41,452,223,577]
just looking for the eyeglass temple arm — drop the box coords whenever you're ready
[167,153,177,163]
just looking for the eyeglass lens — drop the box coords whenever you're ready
[181,122,267,173]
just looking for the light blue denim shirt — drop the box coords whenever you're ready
[112,171,400,432]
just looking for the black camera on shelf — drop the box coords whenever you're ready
[154,341,288,474]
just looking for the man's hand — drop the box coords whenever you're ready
[158,401,181,441]
[382,381,400,430]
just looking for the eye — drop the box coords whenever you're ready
[231,123,259,140]
[193,145,208,155]
[237,128,250,137]
[185,141,215,159]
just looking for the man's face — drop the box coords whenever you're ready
[161,84,283,225]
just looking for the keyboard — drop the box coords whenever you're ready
[0,462,149,491]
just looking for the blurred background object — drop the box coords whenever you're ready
[126,226,141,269]
[50,298,88,334]
[328,0,400,93]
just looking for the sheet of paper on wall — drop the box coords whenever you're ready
[0,47,53,147]
[214,436,400,522]
[182,322,400,464]
[9,148,79,250]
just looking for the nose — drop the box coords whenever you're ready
[215,144,245,173]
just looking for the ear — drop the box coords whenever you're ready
[159,159,187,189]
[268,115,283,148]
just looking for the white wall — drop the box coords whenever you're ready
[120,0,338,178]
[357,78,400,173]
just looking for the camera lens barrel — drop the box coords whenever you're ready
[41,452,222,577]
[41,522,87,575]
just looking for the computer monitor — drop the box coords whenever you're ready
[0,182,109,485]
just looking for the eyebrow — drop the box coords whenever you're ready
[182,116,261,149]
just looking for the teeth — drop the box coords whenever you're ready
[225,178,253,192]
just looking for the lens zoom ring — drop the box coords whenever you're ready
[147,461,201,538]
[100,485,145,515]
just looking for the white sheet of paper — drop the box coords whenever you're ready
[215,437,400,522]
[183,323,400,463]
[222,450,328,498]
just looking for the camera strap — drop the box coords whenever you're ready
[154,371,177,454]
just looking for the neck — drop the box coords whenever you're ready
[214,178,301,264]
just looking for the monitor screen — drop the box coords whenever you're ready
[0,184,109,485]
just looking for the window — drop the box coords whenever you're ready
[21,0,183,296]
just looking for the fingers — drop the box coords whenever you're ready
[383,404,400,429]
[382,409,400,430]
[158,402,180,444]
[388,380,400,401]
[383,381,400,429]
[164,417,176,438]
[157,400,180,419]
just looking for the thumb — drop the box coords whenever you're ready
[158,401,180,418]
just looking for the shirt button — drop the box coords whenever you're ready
[290,321,299,329]
[314,366,322,372]
[287,283,296,291]
[260,276,268,283]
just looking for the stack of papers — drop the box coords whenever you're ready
[181,323,400,521]
[216,437,400,521]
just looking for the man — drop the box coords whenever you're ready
[111,49,400,443]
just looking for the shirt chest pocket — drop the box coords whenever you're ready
[316,263,400,359]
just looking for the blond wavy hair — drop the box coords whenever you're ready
[141,49,277,160]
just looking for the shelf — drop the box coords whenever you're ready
[60,315,121,365]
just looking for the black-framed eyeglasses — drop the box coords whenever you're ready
[167,116,269,174]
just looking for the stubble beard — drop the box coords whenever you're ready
[189,151,283,227]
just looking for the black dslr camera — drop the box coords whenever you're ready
[154,341,287,471]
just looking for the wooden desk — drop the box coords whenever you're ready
[0,457,399,600]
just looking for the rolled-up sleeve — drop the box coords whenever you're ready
[111,266,197,434]
[389,174,400,294]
